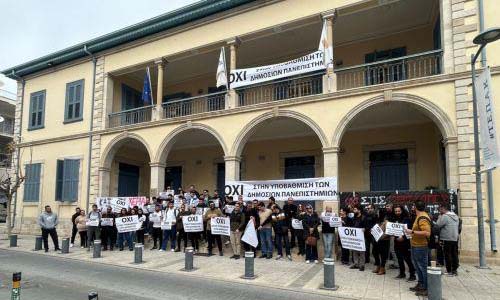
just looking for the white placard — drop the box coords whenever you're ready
[173,195,183,208]
[115,215,141,233]
[100,218,113,227]
[196,207,207,216]
[371,224,384,242]
[85,219,99,227]
[329,216,342,228]
[338,227,366,251]
[476,67,500,170]
[210,217,230,236]
[182,215,204,232]
[385,222,405,237]
[224,205,235,215]
[96,197,129,213]
[241,219,259,248]
[291,218,303,230]
[225,177,338,201]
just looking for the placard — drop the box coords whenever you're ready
[224,205,235,215]
[86,219,99,227]
[241,219,259,248]
[182,215,204,232]
[385,222,405,236]
[129,197,148,209]
[338,227,366,251]
[115,215,140,233]
[173,195,183,208]
[371,224,384,242]
[210,217,230,236]
[100,218,113,227]
[96,197,128,213]
[291,218,303,230]
[329,216,342,227]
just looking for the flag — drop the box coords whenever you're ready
[141,67,153,105]
[216,47,228,88]
[241,219,258,248]
[318,20,333,68]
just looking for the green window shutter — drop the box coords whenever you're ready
[65,80,84,122]
[29,91,45,130]
[62,159,79,201]
[55,160,64,201]
[24,163,41,202]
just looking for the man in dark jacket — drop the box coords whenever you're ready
[302,204,320,263]
[229,202,246,259]
[283,197,298,248]
[393,205,416,281]
[363,204,377,263]
[101,207,116,251]
[70,207,81,247]
[350,206,366,271]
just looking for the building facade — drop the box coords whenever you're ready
[2,0,500,262]
[0,86,16,223]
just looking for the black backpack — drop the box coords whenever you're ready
[417,216,438,249]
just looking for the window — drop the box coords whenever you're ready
[55,159,80,202]
[28,90,45,130]
[65,80,84,122]
[24,163,41,202]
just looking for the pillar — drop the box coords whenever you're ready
[439,0,454,74]
[224,156,241,182]
[227,37,241,109]
[103,74,114,129]
[155,59,166,120]
[443,137,459,190]
[323,147,339,211]
[322,10,337,93]
[150,162,166,196]
[98,167,111,197]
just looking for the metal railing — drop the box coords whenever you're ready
[335,49,443,90]
[0,153,12,168]
[108,105,154,128]
[0,117,14,135]
[237,72,324,107]
[163,91,226,119]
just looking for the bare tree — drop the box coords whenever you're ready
[0,141,24,238]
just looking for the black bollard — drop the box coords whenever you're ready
[61,238,70,254]
[34,236,43,251]
[9,235,18,247]
[241,251,256,279]
[93,240,102,258]
[322,258,338,290]
[88,291,98,300]
[182,247,195,271]
[134,243,143,264]
[427,266,442,300]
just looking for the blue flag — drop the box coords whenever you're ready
[142,67,153,105]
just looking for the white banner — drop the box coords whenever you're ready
[85,219,99,227]
[291,218,303,230]
[115,215,141,233]
[329,216,342,228]
[225,177,337,201]
[476,67,500,170]
[101,218,113,227]
[182,215,204,232]
[371,224,384,242]
[338,227,366,251]
[385,222,405,237]
[224,205,235,215]
[229,51,326,89]
[96,196,148,213]
[241,219,259,248]
[210,217,230,236]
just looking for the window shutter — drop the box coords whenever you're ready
[24,163,41,202]
[62,159,79,201]
[38,94,44,127]
[56,160,64,201]
[69,159,80,201]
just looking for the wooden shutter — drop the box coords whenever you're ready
[24,163,41,202]
[55,160,64,201]
[62,159,79,201]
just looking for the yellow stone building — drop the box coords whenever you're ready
[2,0,499,263]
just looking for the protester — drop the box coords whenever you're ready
[87,204,101,250]
[404,200,432,296]
[349,205,366,271]
[74,210,88,248]
[176,204,191,252]
[136,208,147,244]
[272,205,291,260]
[150,205,163,250]
[188,206,200,252]
[70,207,81,248]
[363,204,377,264]
[320,206,335,259]
[295,204,306,256]
[38,205,60,252]
[393,205,416,281]
[303,204,320,264]
[101,207,116,251]
[257,202,273,259]
[161,201,178,252]
[229,202,246,259]
[436,203,460,276]
[283,197,298,249]
[117,208,133,251]
[267,196,276,209]
[372,210,390,275]
[338,207,351,264]
[204,201,223,256]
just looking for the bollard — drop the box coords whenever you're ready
[134,243,143,264]
[182,247,195,271]
[11,272,21,300]
[427,266,442,300]
[322,258,339,290]
[9,235,18,247]
[34,236,43,251]
[93,240,102,258]
[61,238,70,254]
[241,251,256,279]
[88,291,98,300]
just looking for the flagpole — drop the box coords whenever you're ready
[147,67,153,105]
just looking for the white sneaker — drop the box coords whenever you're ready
[170,249,175,252]
[275,255,282,260]
[81,246,84,249]
[306,260,311,264]
[159,249,165,252]
[287,255,292,261]
[70,243,74,248]
[314,260,319,264]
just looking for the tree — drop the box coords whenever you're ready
[0,141,24,238]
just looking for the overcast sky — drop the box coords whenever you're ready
[0,0,197,95]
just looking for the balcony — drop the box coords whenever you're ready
[108,105,153,128]
[0,117,14,136]
[163,91,226,119]
[0,153,11,168]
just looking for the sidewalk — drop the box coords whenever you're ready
[1,235,499,300]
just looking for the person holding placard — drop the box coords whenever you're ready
[372,210,390,275]
[320,206,336,259]
[349,206,366,271]
[70,207,81,248]
[283,197,298,249]
[363,204,377,264]
[294,204,307,256]
[271,205,291,261]
[229,202,246,259]
[161,202,179,252]
[338,207,351,265]
[117,208,133,251]
[175,204,191,252]
[303,204,320,264]
[87,204,102,250]
[74,210,88,248]
[257,202,273,259]
[136,208,148,245]
[150,206,163,250]
[204,201,223,256]
[101,207,117,251]
[393,205,415,281]
[188,206,201,252]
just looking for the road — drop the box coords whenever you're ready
[0,249,339,300]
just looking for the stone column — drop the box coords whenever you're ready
[155,59,166,120]
[226,37,241,109]
[150,162,166,196]
[103,74,114,129]
[443,137,459,190]
[224,156,241,182]
[323,147,339,211]
[322,10,336,93]
[98,167,111,197]
[440,0,454,74]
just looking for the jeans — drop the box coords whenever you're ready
[306,245,318,261]
[118,232,133,250]
[259,227,273,256]
[411,246,429,289]
[322,233,335,259]
[443,240,459,273]
[41,228,59,250]
[352,250,365,267]
[87,226,100,248]
[230,231,242,256]
[275,232,290,256]
[162,225,177,250]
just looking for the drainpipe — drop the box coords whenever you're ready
[477,0,497,252]
[84,45,97,214]
[9,71,25,230]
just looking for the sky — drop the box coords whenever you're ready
[0,0,197,95]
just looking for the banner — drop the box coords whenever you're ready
[115,215,140,233]
[329,216,342,227]
[210,217,230,236]
[476,67,500,170]
[229,51,325,89]
[182,215,204,232]
[338,227,366,251]
[385,222,405,236]
[291,218,303,230]
[129,197,148,209]
[96,196,148,213]
[241,219,259,248]
[225,177,337,201]
[371,224,383,242]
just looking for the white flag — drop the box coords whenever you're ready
[318,20,333,68]
[216,47,228,88]
[241,219,258,248]
[476,67,500,170]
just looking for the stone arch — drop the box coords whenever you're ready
[332,93,457,148]
[100,132,153,169]
[155,122,228,163]
[231,109,329,157]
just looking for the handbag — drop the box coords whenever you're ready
[306,235,317,246]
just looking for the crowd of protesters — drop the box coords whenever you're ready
[39,185,460,297]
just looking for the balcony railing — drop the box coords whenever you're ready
[163,91,226,119]
[0,118,14,135]
[237,72,324,107]
[335,49,443,90]
[0,153,11,168]
[108,105,154,128]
